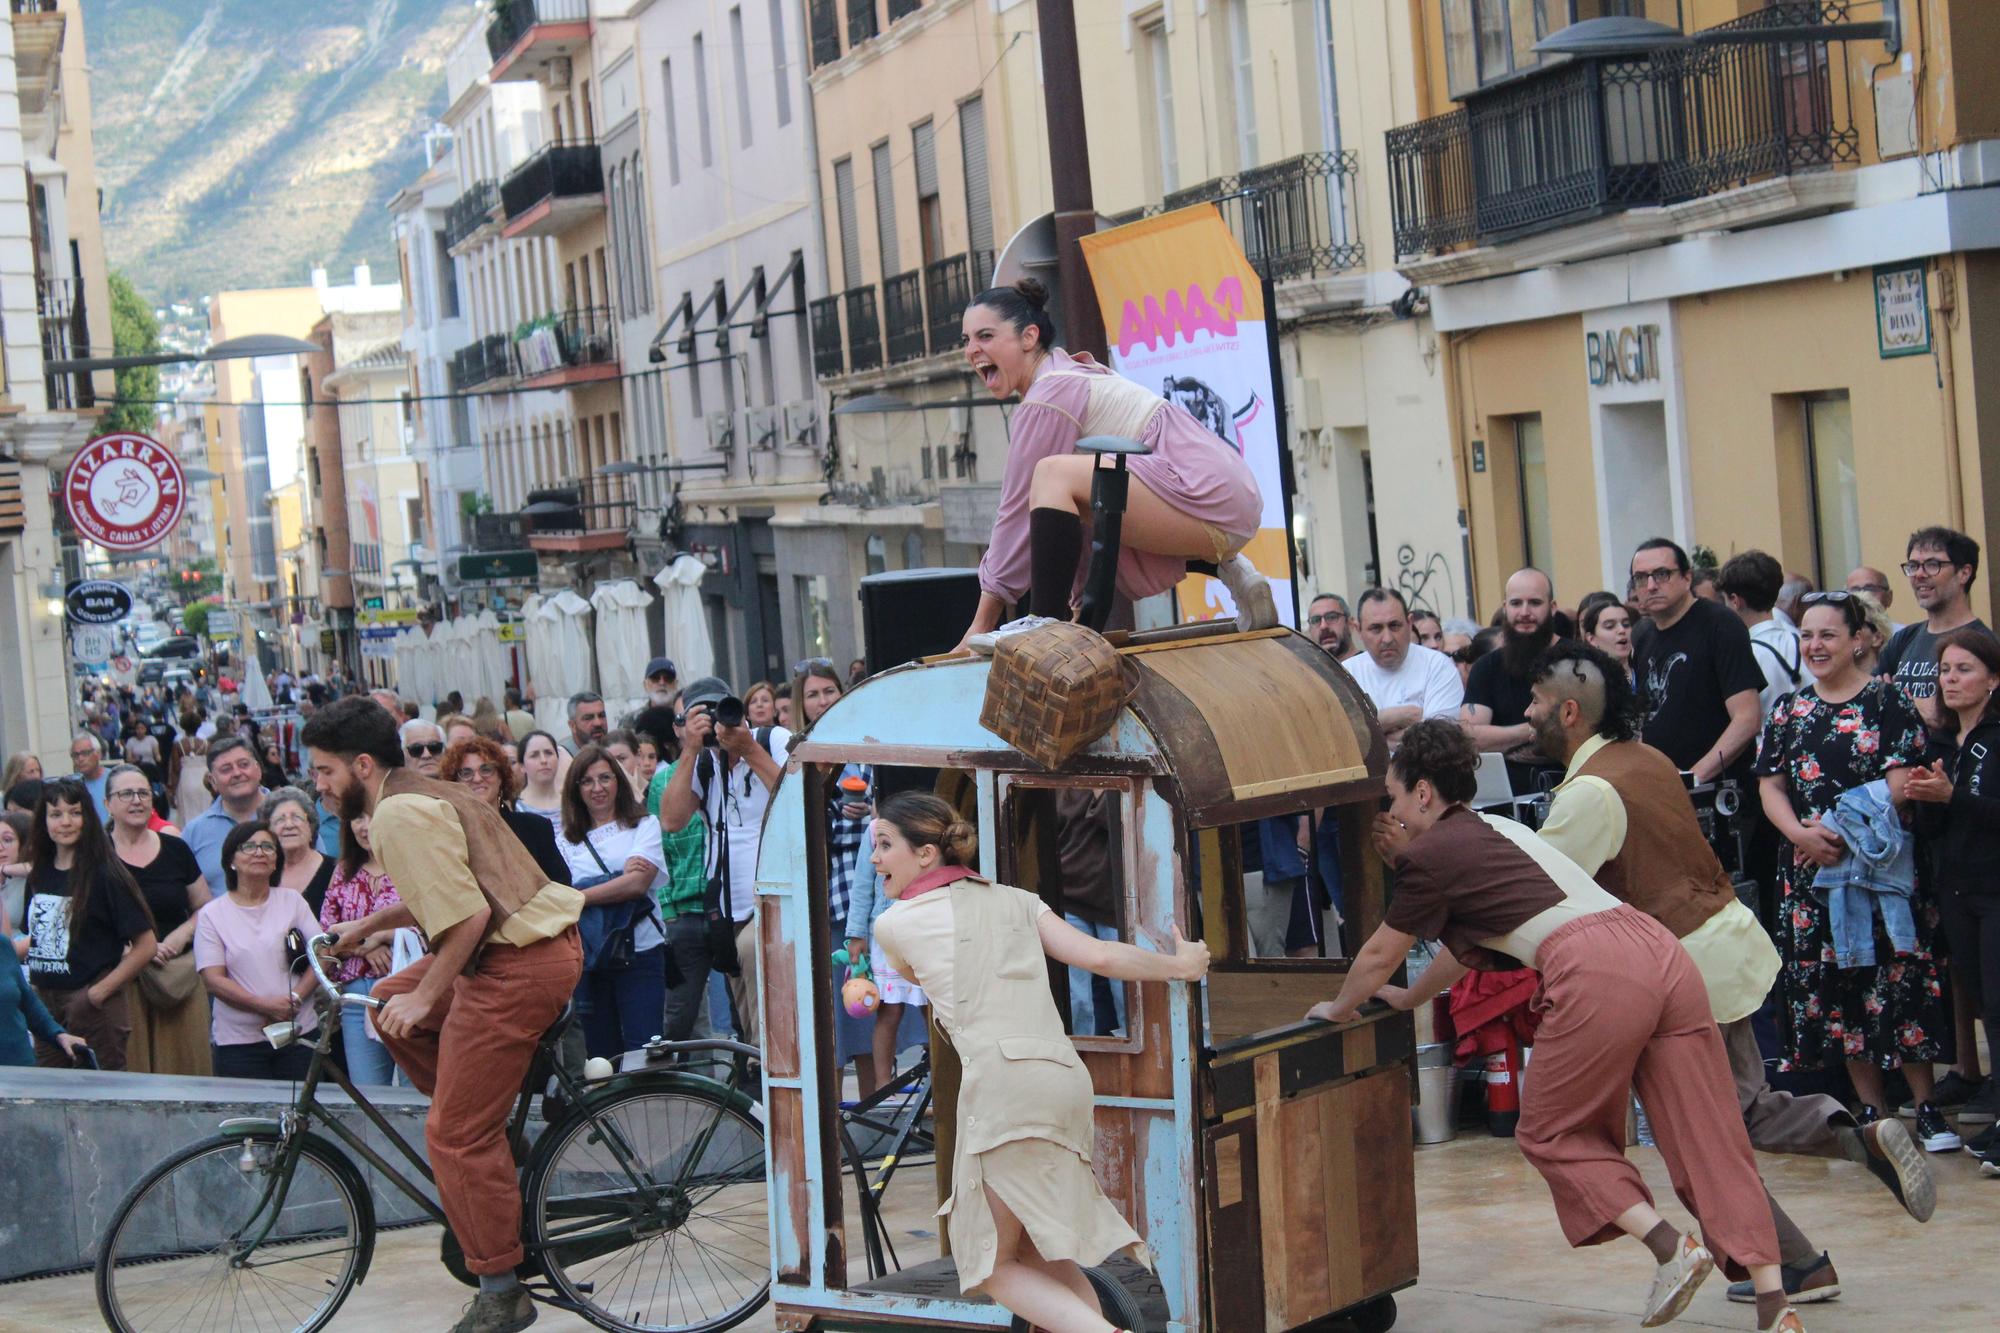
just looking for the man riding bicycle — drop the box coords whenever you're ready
[302,697,585,1333]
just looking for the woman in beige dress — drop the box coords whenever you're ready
[871,793,1208,1333]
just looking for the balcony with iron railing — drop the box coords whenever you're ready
[513,306,619,388]
[809,0,842,68]
[499,140,604,239]
[1386,4,1863,261]
[847,0,879,49]
[38,275,93,411]
[843,286,881,374]
[486,0,591,82]
[808,250,994,383]
[882,271,926,364]
[925,249,990,355]
[10,0,61,117]
[809,295,845,378]
[525,474,635,553]
[1107,152,1365,284]
[449,334,514,392]
[444,180,502,250]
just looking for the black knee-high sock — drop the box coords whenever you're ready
[1028,506,1084,620]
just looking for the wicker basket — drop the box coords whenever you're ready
[980,621,1132,770]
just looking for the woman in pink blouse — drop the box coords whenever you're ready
[955,278,1272,651]
[319,811,405,1085]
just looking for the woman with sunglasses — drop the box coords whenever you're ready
[104,764,212,1076]
[193,820,322,1080]
[1755,591,1954,1147]
[557,745,670,1059]
[22,777,158,1069]
[443,733,571,888]
[262,786,335,917]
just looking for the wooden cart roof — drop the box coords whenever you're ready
[790,626,1387,825]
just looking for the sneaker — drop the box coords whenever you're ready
[1899,1069,1979,1117]
[1980,1149,2000,1179]
[1641,1232,1713,1327]
[1912,1101,1963,1152]
[1215,554,1279,632]
[1853,1103,1882,1127]
[1955,1077,2000,1125]
[1968,1121,1997,1155]
[450,1288,537,1333]
[1856,1119,1935,1222]
[1726,1251,1841,1305]
[966,615,1060,655]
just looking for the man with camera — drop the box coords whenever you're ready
[659,676,791,1045]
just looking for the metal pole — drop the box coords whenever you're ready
[1035,0,1108,362]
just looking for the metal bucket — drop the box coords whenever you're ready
[1413,1043,1460,1145]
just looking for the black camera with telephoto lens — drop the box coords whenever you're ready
[695,695,745,745]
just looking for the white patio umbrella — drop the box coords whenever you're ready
[241,651,274,713]
[654,553,713,683]
[473,609,506,706]
[519,593,551,708]
[391,628,422,703]
[591,579,655,711]
[537,589,596,730]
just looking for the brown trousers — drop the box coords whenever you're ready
[127,980,214,1077]
[1517,907,1778,1275]
[33,983,130,1070]
[373,929,582,1275]
[1719,1013,1850,1266]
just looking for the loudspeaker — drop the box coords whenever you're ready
[858,567,983,675]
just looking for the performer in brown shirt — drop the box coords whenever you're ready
[303,698,584,1333]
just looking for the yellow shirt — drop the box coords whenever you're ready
[371,791,584,948]
[1538,734,1777,1023]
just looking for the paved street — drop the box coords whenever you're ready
[12,1129,1991,1331]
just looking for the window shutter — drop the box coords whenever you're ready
[913,119,938,197]
[872,141,899,276]
[834,157,862,290]
[959,94,993,256]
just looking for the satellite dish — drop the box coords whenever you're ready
[991,211,1119,330]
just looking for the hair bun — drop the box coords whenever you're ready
[1012,277,1049,310]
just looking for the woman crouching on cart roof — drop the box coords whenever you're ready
[953,279,1275,653]
[1306,720,1809,1333]
[870,792,1208,1333]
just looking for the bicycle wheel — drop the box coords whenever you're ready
[525,1084,770,1333]
[1008,1264,1147,1332]
[95,1129,369,1333]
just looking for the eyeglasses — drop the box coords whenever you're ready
[237,842,279,856]
[1800,590,1853,606]
[1901,558,1955,577]
[793,657,836,676]
[457,764,500,781]
[109,789,154,803]
[580,773,619,789]
[1304,612,1346,627]
[406,741,445,758]
[1630,568,1683,586]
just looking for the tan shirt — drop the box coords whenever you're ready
[371,790,583,949]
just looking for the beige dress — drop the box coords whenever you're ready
[874,876,1147,1291]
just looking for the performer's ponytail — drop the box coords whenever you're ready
[879,792,980,868]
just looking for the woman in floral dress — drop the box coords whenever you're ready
[1754,593,1952,1143]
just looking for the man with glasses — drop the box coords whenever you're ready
[1844,566,1902,635]
[1629,538,1764,784]
[564,691,608,755]
[69,734,110,820]
[399,719,448,779]
[1877,527,1986,725]
[183,736,272,894]
[1304,592,1354,659]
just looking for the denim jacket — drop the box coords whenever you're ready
[843,833,891,946]
[1813,779,1917,968]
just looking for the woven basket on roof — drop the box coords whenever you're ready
[979,621,1132,770]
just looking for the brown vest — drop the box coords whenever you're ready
[1573,740,1734,938]
[379,766,553,937]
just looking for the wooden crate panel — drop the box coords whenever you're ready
[767,1085,812,1281]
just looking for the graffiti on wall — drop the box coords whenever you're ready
[1395,544,1458,620]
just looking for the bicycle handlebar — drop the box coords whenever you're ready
[304,931,381,1010]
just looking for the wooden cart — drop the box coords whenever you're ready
[756,620,1417,1332]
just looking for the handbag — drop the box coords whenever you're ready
[573,835,651,974]
[700,772,743,978]
[136,947,200,1008]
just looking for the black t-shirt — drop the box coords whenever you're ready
[1631,598,1765,773]
[120,834,204,937]
[23,863,155,991]
[1878,616,1990,705]
[1465,643,1571,792]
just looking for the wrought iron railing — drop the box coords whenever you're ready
[809,294,845,379]
[809,0,842,67]
[471,511,529,552]
[499,141,603,221]
[449,334,514,391]
[37,275,92,410]
[10,1,59,14]
[444,180,501,249]
[1105,153,1365,282]
[847,0,879,48]
[844,286,881,373]
[1386,2,1862,258]
[887,0,923,20]
[924,250,989,356]
[485,0,588,64]
[513,305,617,377]
[882,270,927,363]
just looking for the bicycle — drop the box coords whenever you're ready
[836,1052,936,1280]
[93,933,772,1333]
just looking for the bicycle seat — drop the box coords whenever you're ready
[1076,433,1153,456]
[538,1000,577,1052]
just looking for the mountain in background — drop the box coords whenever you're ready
[82,0,476,306]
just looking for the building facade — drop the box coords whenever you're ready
[1389,0,2000,618]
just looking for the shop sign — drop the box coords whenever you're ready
[363,595,385,610]
[498,621,526,644]
[1585,324,1661,387]
[71,625,114,664]
[457,549,538,584]
[1874,261,1930,358]
[207,609,237,638]
[62,433,186,551]
[319,629,337,656]
[64,578,133,624]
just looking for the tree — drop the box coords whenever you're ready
[104,270,161,437]
[181,598,216,639]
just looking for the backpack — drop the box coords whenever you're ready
[1752,633,1801,688]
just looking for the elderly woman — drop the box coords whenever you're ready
[263,786,335,916]
[319,811,404,1085]
[193,820,321,1080]
[442,733,571,888]
[104,764,212,1075]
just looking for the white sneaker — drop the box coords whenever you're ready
[1216,554,1278,631]
[1640,1232,1713,1327]
[966,615,1060,655]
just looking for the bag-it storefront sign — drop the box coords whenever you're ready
[1585,324,1662,387]
[62,432,186,551]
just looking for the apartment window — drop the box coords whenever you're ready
[833,156,862,288]
[1143,23,1179,194]
[660,60,681,184]
[433,232,460,320]
[630,160,651,311]
[730,7,754,148]
[1226,0,1258,168]
[1316,0,1343,154]
[959,94,993,256]
[1804,392,1859,585]
[871,141,899,276]
[769,0,793,126]
[404,496,425,545]
[912,119,943,266]
[1514,414,1552,570]
[692,33,715,167]
[1444,0,1639,96]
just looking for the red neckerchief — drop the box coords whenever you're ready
[896,864,977,902]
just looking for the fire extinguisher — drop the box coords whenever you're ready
[1485,1036,1523,1138]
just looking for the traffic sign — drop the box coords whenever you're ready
[62,433,187,552]
[71,625,114,664]
[64,578,133,624]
